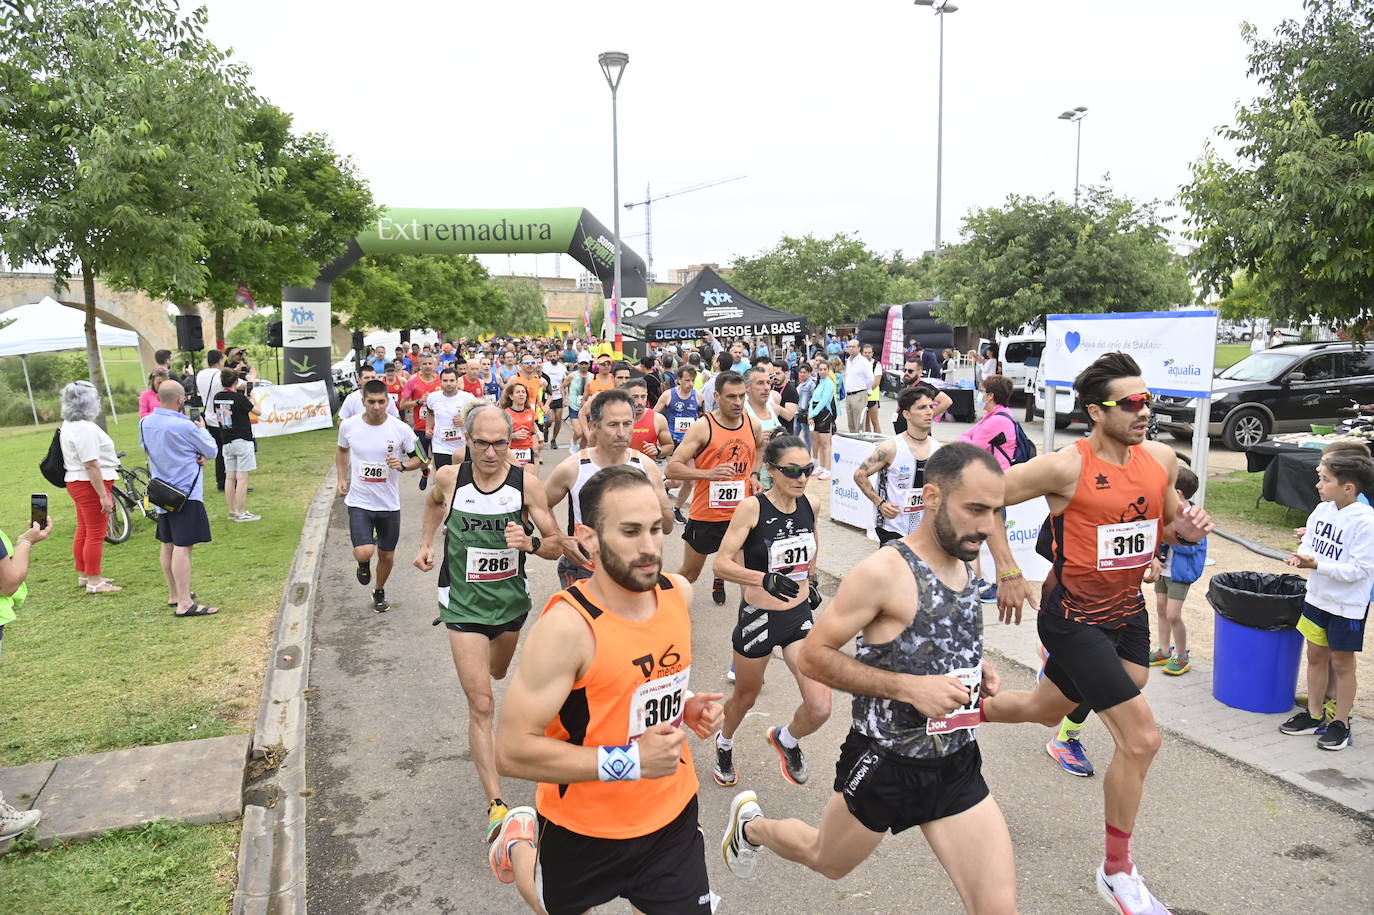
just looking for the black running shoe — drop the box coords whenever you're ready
[418,468,429,492]
[674,507,686,525]
[712,577,726,606]
[713,740,738,787]
[371,589,391,613]
[766,727,809,785]
[356,561,371,586]
[1280,710,1324,735]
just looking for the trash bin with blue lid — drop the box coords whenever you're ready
[1207,572,1307,714]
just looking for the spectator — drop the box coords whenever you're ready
[1250,332,1266,355]
[59,381,121,594]
[961,374,1019,471]
[154,348,192,392]
[0,512,52,839]
[212,368,261,522]
[195,349,228,493]
[1269,328,1284,349]
[795,361,816,448]
[920,342,943,380]
[981,345,999,382]
[807,357,843,479]
[842,339,874,432]
[141,380,219,618]
[140,369,169,418]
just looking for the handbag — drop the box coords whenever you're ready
[141,422,202,513]
[39,428,67,488]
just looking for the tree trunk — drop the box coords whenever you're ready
[81,260,108,431]
[214,301,225,350]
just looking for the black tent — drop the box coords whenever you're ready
[626,267,807,342]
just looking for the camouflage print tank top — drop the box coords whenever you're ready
[851,540,983,759]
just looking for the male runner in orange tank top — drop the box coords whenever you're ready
[490,466,725,914]
[978,352,1213,914]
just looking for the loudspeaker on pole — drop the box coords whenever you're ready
[175,314,204,351]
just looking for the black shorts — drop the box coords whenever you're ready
[683,518,730,556]
[834,730,989,835]
[439,613,527,640]
[732,600,813,659]
[875,526,903,545]
[536,795,710,915]
[431,451,454,469]
[1037,608,1150,712]
[811,407,836,434]
[155,500,212,547]
[347,506,401,553]
[556,557,594,589]
[550,399,564,410]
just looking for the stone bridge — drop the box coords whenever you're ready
[0,272,257,371]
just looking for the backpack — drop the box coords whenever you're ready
[39,428,67,488]
[1008,418,1037,465]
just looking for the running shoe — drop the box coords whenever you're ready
[1036,644,1049,682]
[1046,736,1094,777]
[712,577,726,606]
[977,582,999,603]
[722,790,762,879]
[1280,710,1325,735]
[234,512,261,522]
[371,589,391,613]
[488,805,536,884]
[1097,864,1170,914]
[814,468,830,480]
[727,661,736,682]
[0,799,41,842]
[1162,651,1190,676]
[713,740,738,787]
[419,469,429,492]
[1318,719,1352,751]
[674,507,686,525]
[486,799,509,843]
[356,561,371,586]
[767,727,809,785]
[1147,647,1173,667]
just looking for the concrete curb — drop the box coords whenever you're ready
[233,468,336,915]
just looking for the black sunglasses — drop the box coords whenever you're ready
[770,462,816,479]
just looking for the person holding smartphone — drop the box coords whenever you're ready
[213,368,261,522]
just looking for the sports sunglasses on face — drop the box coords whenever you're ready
[770,463,816,479]
[1098,392,1153,413]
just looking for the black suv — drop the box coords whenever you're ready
[1154,342,1374,450]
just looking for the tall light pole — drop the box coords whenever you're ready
[599,50,629,353]
[913,0,959,276]
[1058,106,1088,205]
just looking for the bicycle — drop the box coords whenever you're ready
[104,451,156,545]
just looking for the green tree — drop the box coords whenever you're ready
[1181,0,1374,329]
[0,0,270,423]
[729,233,889,327]
[933,185,1192,332]
[1216,271,1275,333]
[883,250,937,304]
[333,253,509,334]
[493,278,550,336]
[227,310,269,347]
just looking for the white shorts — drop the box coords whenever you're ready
[222,438,257,472]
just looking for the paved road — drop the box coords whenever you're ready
[304,438,1367,915]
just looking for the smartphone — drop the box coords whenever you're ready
[187,405,202,423]
[31,493,48,529]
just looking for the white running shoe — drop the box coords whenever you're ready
[0,798,41,841]
[722,790,762,878]
[1097,864,1170,914]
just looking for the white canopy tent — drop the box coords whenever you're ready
[0,297,139,425]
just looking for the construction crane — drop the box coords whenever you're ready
[624,175,746,282]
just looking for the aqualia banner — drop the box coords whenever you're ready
[250,382,333,438]
[1043,311,1219,398]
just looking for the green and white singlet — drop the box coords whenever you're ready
[436,461,530,626]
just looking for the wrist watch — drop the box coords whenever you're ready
[526,536,542,554]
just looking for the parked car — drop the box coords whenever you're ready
[1028,361,1088,428]
[998,333,1045,396]
[1153,342,1374,450]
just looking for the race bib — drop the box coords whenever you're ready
[902,488,925,513]
[674,415,694,434]
[419,406,430,420]
[768,533,815,581]
[439,426,462,443]
[1096,520,1157,571]
[511,447,532,464]
[926,664,982,735]
[358,461,387,483]
[628,666,690,740]
[465,547,517,583]
[708,479,744,509]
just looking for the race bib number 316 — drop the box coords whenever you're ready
[1096,520,1157,571]
[926,664,982,735]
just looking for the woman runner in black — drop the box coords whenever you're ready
[712,435,832,788]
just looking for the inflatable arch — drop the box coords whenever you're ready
[280,207,647,384]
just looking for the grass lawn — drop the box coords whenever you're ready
[0,820,238,914]
[1214,343,1251,370]
[1204,469,1300,550]
[0,421,336,766]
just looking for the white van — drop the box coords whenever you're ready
[997,333,1045,395]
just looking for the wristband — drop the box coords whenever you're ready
[996,568,1023,582]
[597,744,641,782]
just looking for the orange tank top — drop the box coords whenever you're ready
[536,578,698,839]
[630,411,658,455]
[689,413,757,522]
[506,407,536,464]
[1044,439,1167,626]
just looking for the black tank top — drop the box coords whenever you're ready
[741,493,816,586]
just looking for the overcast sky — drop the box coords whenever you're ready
[201,0,1301,283]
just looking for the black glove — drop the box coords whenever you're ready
[808,582,823,610]
[762,572,800,601]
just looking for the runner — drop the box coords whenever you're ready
[853,383,943,545]
[412,403,562,843]
[656,365,703,523]
[500,382,542,466]
[563,358,591,451]
[545,388,674,588]
[382,362,406,412]
[625,377,674,460]
[339,366,399,421]
[666,371,764,607]
[336,380,422,613]
[459,359,486,400]
[982,351,1212,914]
[488,465,725,914]
[399,354,442,492]
[425,367,479,470]
[712,435,830,788]
[721,443,1018,915]
[543,348,568,449]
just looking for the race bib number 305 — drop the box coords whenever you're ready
[708,479,743,509]
[628,666,691,739]
[926,664,982,735]
[1096,520,1157,571]
[465,547,517,583]
[358,461,387,483]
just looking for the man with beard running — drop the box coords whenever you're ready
[983,351,1212,914]
[489,466,726,915]
[722,443,1017,915]
[625,377,674,460]
[545,388,674,588]
[667,371,764,606]
[854,383,943,545]
[399,353,442,491]
[424,366,478,470]
[413,404,562,843]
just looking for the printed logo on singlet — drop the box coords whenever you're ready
[1095,473,1111,490]
[717,440,750,475]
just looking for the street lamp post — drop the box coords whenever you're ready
[913,0,959,274]
[599,51,629,353]
[1058,106,1088,205]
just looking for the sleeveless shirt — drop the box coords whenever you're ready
[506,406,537,464]
[876,435,942,537]
[536,578,698,839]
[665,386,699,443]
[1044,439,1167,627]
[852,541,981,759]
[630,411,659,456]
[741,493,816,602]
[436,462,529,625]
[566,449,649,534]
[689,413,757,523]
